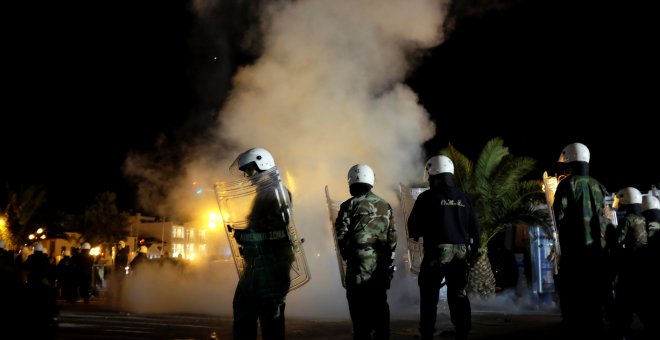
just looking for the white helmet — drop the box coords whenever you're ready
[118,240,126,248]
[642,194,660,212]
[614,187,642,209]
[0,240,5,249]
[238,147,275,171]
[347,164,375,186]
[82,242,91,250]
[34,243,44,252]
[426,155,454,175]
[558,142,590,163]
[139,245,148,254]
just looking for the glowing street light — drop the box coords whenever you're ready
[0,215,10,245]
[208,212,221,229]
[28,226,47,243]
[36,227,47,240]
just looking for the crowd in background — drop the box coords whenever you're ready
[0,239,187,337]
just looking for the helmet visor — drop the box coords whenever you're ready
[229,155,247,178]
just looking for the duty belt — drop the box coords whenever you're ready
[239,230,288,242]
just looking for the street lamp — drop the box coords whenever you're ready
[208,212,220,229]
[36,227,47,240]
[28,227,47,243]
[0,215,8,245]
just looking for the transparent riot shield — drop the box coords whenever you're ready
[542,172,561,275]
[528,225,556,296]
[399,183,429,275]
[214,166,311,291]
[325,185,347,287]
[603,193,618,227]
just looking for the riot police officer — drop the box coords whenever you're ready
[335,164,397,340]
[552,142,613,337]
[641,194,660,338]
[611,187,648,339]
[407,155,480,340]
[231,147,296,340]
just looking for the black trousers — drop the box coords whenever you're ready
[555,253,611,338]
[233,248,292,340]
[346,279,390,340]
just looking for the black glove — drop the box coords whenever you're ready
[379,262,395,290]
[388,263,396,280]
[338,238,350,259]
[467,249,480,267]
[388,250,396,278]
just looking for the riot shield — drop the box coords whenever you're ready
[214,166,311,291]
[528,225,556,295]
[603,194,618,227]
[542,171,561,275]
[324,185,347,287]
[399,183,429,275]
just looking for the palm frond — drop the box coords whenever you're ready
[440,143,473,192]
[481,205,551,246]
[473,138,509,196]
[438,138,550,250]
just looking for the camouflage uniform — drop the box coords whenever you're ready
[553,174,614,336]
[641,208,660,338]
[647,220,660,240]
[611,212,648,339]
[233,181,294,340]
[615,214,647,249]
[335,191,397,340]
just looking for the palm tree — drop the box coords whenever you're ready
[440,138,550,298]
[80,191,130,247]
[3,184,48,248]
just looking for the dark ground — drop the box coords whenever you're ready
[53,299,571,340]
[52,293,649,340]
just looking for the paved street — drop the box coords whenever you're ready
[49,292,653,340]
[51,299,567,340]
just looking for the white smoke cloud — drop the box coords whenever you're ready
[118,0,449,319]
[211,0,445,318]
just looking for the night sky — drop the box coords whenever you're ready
[2,1,657,214]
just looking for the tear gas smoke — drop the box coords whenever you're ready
[209,0,444,319]
[121,0,545,320]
